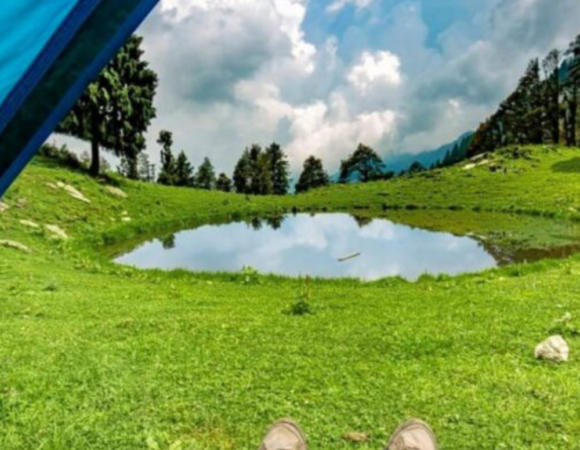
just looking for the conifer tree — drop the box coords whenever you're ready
[296,156,330,193]
[248,145,273,195]
[233,149,252,194]
[137,152,154,182]
[175,151,195,187]
[195,157,216,190]
[565,35,580,147]
[542,49,562,144]
[157,130,177,186]
[59,36,158,177]
[265,142,290,195]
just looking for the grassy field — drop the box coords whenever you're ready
[2,145,580,449]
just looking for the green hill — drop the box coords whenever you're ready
[2,145,580,449]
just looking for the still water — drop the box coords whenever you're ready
[115,213,498,281]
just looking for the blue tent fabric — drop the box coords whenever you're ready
[0,0,160,196]
[0,0,102,137]
[0,0,81,106]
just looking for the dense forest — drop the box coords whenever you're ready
[468,33,580,155]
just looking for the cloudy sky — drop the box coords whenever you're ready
[126,0,580,175]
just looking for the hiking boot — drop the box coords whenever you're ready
[258,418,308,450]
[385,419,437,450]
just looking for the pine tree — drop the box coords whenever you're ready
[500,59,543,145]
[295,156,330,193]
[257,152,274,195]
[565,34,580,147]
[248,144,273,195]
[233,149,252,194]
[58,35,158,177]
[265,142,290,195]
[195,157,216,190]
[469,59,545,155]
[442,149,454,166]
[175,151,195,187]
[522,59,544,144]
[542,49,562,144]
[137,152,154,182]
[117,156,138,179]
[216,173,233,192]
[157,130,177,185]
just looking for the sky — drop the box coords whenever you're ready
[61,0,580,175]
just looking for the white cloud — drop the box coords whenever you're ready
[235,80,397,170]
[347,51,402,94]
[286,101,397,170]
[273,0,317,73]
[327,0,374,13]
[129,0,580,178]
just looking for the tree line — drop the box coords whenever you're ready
[155,130,228,191]
[150,131,335,194]
[469,33,580,155]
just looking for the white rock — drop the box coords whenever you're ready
[105,186,128,199]
[20,220,40,229]
[470,153,489,162]
[535,335,569,363]
[45,224,69,240]
[64,184,90,204]
[0,201,8,213]
[463,160,490,171]
[0,240,31,253]
[122,217,132,223]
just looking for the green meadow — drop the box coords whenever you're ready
[2,145,580,449]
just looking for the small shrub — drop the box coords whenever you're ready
[288,277,313,316]
[289,298,312,316]
[39,143,84,170]
[241,266,260,285]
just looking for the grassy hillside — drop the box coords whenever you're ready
[2,145,580,450]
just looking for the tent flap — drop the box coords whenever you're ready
[0,0,159,196]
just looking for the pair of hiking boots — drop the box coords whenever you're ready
[258,418,436,450]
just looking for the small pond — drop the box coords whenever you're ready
[115,213,504,281]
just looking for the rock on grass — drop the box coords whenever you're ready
[64,184,90,204]
[105,186,128,199]
[20,220,40,229]
[52,182,91,203]
[535,335,569,362]
[0,240,31,253]
[45,225,69,240]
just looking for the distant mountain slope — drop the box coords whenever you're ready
[385,131,474,174]
[330,131,474,183]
